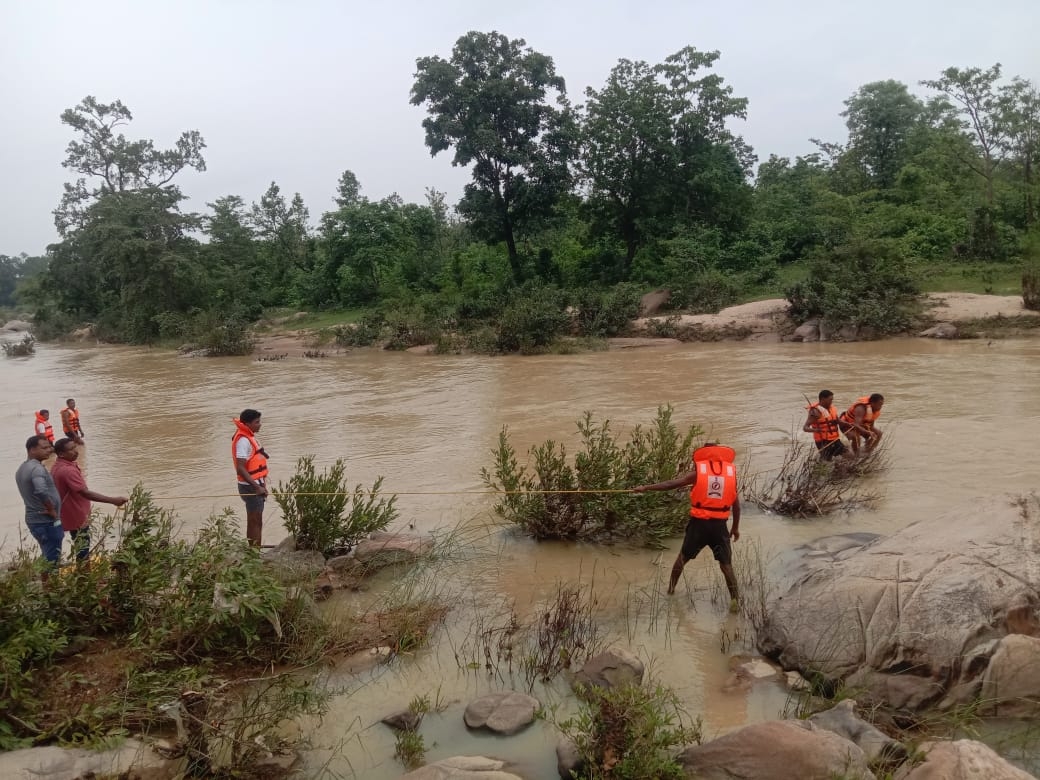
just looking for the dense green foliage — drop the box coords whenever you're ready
[273,456,398,557]
[9,43,1040,346]
[481,406,701,547]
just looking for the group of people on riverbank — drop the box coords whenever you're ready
[16,399,127,579]
[803,391,885,460]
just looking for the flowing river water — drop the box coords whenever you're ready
[3,336,1040,777]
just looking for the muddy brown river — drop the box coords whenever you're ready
[3,337,1040,777]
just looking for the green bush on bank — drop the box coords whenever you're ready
[0,487,337,750]
[785,239,922,335]
[481,406,701,547]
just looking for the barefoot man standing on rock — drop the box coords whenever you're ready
[633,443,742,612]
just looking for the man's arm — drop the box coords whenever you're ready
[31,469,58,518]
[632,470,697,492]
[730,497,741,541]
[236,458,268,497]
[802,407,821,433]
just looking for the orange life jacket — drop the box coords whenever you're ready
[62,407,82,435]
[689,444,738,520]
[34,412,54,442]
[841,396,881,429]
[807,402,840,443]
[232,420,268,484]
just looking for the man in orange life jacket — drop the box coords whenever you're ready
[61,399,85,445]
[34,410,55,442]
[839,393,884,456]
[633,443,741,612]
[233,409,269,547]
[803,390,848,461]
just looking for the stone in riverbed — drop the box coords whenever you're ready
[893,739,1036,780]
[463,691,539,735]
[572,646,644,692]
[399,755,524,779]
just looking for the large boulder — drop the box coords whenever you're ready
[893,739,1036,780]
[677,719,874,779]
[919,322,959,339]
[463,691,539,735]
[399,755,523,779]
[351,532,434,574]
[789,319,820,342]
[3,319,33,332]
[572,646,644,692]
[758,495,1040,712]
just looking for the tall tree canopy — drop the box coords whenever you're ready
[411,30,575,280]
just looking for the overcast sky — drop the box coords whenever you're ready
[3,0,1038,256]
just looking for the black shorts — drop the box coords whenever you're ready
[816,439,847,461]
[680,518,732,565]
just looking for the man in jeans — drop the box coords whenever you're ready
[15,435,62,581]
[51,438,127,564]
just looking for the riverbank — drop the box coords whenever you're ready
[242,292,1040,358]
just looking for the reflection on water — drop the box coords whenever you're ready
[3,338,1040,777]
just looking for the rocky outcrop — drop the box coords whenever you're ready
[463,691,539,735]
[678,719,875,779]
[758,495,1040,712]
[789,319,820,342]
[893,739,1036,779]
[572,646,644,692]
[399,755,524,779]
[3,319,33,332]
[919,322,959,339]
[329,532,434,578]
[980,634,1040,716]
[0,739,180,780]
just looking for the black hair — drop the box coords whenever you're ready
[54,437,74,454]
[66,398,75,405]
[240,409,262,424]
[869,393,885,404]
[26,435,48,451]
[39,409,49,415]
[818,390,834,401]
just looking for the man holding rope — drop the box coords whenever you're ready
[233,409,269,547]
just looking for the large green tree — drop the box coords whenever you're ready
[579,47,752,274]
[411,31,575,280]
[841,80,924,189]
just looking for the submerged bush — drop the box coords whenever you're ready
[571,283,642,337]
[274,455,397,556]
[482,406,701,547]
[1,334,35,357]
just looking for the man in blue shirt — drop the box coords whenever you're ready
[15,434,63,580]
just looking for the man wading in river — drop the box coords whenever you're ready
[633,443,741,612]
[233,409,269,547]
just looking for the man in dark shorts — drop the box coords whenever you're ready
[633,443,742,612]
[232,409,269,547]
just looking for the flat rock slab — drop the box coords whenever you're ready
[808,700,906,765]
[0,739,180,780]
[399,755,524,779]
[463,691,539,735]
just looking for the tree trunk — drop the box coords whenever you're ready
[503,211,522,282]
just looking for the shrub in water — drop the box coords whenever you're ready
[482,406,702,547]
[274,455,397,556]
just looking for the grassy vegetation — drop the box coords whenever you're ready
[916,263,1024,295]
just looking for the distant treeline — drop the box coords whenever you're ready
[6,32,1039,346]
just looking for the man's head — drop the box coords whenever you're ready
[38,409,49,420]
[66,398,76,409]
[26,435,53,461]
[818,390,834,408]
[868,393,885,412]
[54,438,79,462]
[240,409,262,433]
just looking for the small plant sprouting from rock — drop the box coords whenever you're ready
[482,406,702,547]
[274,456,398,556]
[554,681,702,780]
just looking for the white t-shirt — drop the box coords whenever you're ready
[235,435,263,484]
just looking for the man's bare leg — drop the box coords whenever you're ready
[246,511,263,548]
[667,552,688,594]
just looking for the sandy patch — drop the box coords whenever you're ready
[634,298,791,333]
[923,292,1039,321]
